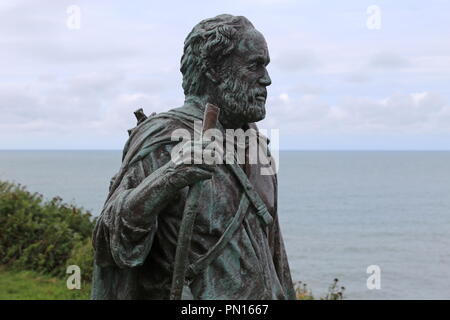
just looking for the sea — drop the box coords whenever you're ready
[0,150,449,300]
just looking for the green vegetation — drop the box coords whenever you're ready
[0,266,90,300]
[0,180,345,300]
[0,180,94,299]
[295,279,345,300]
[322,278,346,300]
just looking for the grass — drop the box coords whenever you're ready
[0,265,344,300]
[0,266,91,300]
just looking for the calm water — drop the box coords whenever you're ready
[1,150,449,299]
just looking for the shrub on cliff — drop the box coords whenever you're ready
[0,181,95,279]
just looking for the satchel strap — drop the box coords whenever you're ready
[186,193,250,282]
[227,163,274,226]
[185,163,273,282]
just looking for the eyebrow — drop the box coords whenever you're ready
[248,54,270,65]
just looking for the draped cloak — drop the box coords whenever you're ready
[91,103,296,300]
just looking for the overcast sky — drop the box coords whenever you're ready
[1,0,449,150]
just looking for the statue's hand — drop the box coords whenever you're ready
[167,139,223,189]
[124,139,222,216]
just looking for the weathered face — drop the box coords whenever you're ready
[215,28,271,128]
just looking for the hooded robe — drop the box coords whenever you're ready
[91,102,296,300]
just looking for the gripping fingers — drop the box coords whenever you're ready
[168,166,213,189]
[172,140,224,166]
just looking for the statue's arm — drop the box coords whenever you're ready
[124,157,214,226]
[93,153,170,268]
[93,141,215,268]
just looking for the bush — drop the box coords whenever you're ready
[294,279,346,300]
[67,238,94,282]
[0,181,95,279]
[322,278,345,300]
[294,281,314,300]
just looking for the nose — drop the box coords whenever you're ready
[259,69,272,87]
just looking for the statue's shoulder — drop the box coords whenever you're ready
[126,105,186,133]
[121,104,201,163]
[129,104,201,135]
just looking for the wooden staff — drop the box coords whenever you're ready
[169,103,220,300]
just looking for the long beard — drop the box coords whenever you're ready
[216,76,266,128]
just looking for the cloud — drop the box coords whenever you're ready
[0,84,41,123]
[239,0,295,4]
[410,55,450,75]
[0,0,178,76]
[344,72,371,83]
[279,93,290,103]
[0,71,181,139]
[0,1,187,148]
[292,83,325,95]
[273,50,322,72]
[368,52,411,70]
[261,91,450,135]
[1,1,450,149]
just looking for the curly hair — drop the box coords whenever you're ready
[180,14,254,96]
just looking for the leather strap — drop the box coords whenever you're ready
[185,163,273,282]
[186,193,250,282]
[227,163,273,226]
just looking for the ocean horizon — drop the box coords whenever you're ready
[1,150,449,299]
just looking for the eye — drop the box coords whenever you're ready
[248,62,260,71]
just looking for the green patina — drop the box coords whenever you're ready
[91,14,295,300]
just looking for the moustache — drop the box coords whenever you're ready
[250,88,267,103]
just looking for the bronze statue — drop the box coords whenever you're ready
[92,14,295,300]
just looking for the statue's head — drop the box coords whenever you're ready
[181,14,271,128]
